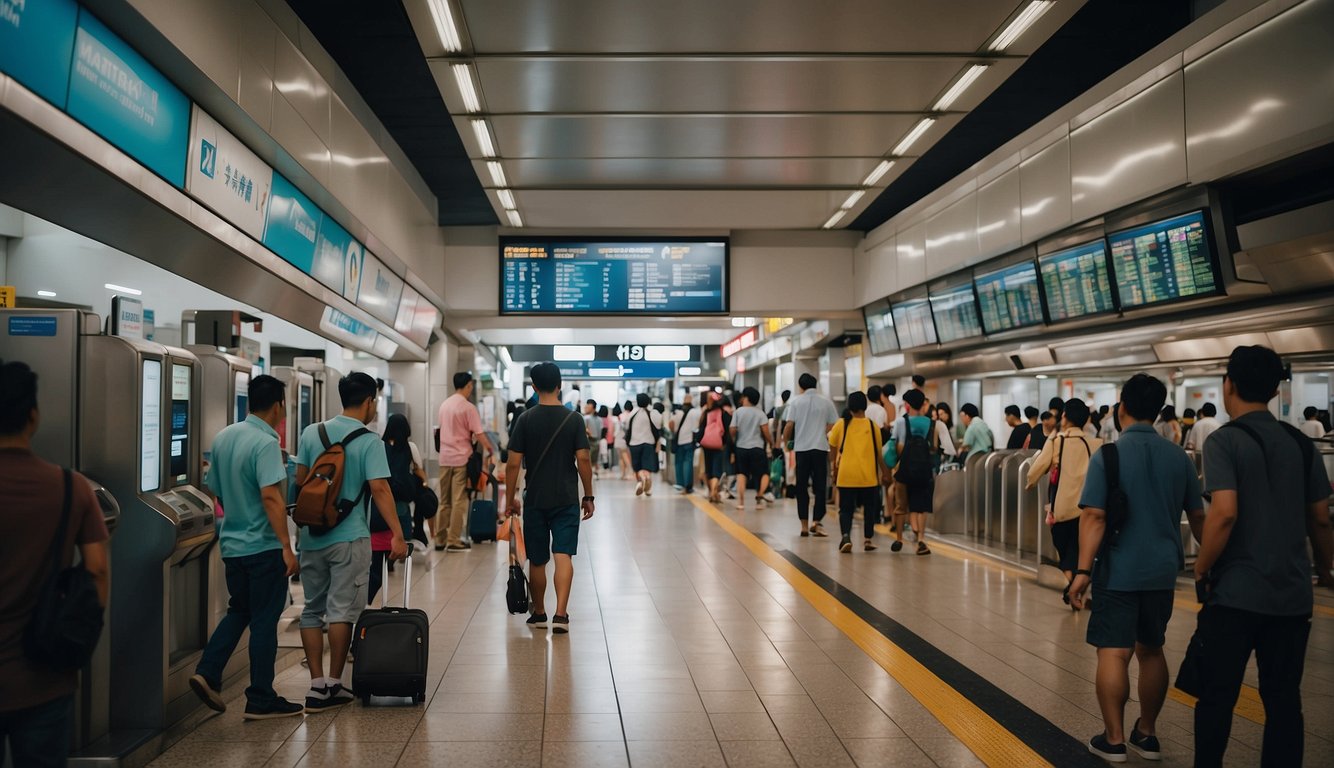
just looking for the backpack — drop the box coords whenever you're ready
[293,424,373,535]
[1100,444,1130,545]
[894,415,935,486]
[699,409,725,450]
[24,469,105,670]
[386,443,416,503]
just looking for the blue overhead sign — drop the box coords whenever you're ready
[66,10,190,187]
[554,361,678,380]
[263,173,321,274]
[311,215,361,300]
[0,0,79,108]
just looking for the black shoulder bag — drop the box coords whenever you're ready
[1101,444,1129,547]
[24,469,105,670]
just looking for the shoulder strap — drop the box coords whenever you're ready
[341,427,373,447]
[1103,444,1120,493]
[318,423,332,450]
[531,409,578,475]
[46,469,74,576]
[1278,422,1315,489]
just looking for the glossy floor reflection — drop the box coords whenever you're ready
[148,477,1334,767]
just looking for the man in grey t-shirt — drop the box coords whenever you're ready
[1187,346,1333,767]
[782,373,839,537]
[729,387,772,511]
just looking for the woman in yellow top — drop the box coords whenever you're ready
[828,391,887,554]
[1025,398,1102,609]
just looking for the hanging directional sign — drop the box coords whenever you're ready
[550,361,678,380]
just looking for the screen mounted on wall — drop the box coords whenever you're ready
[889,295,937,349]
[973,260,1044,334]
[928,285,983,344]
[1107,210,1221,309]
[861,299,899,356]
[1039,240,1116,322]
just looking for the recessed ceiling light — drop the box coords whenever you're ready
[822,210,847,229]
[933,64,989,111]
[506,209,523,227]
[989,1,1055,52]
[452,64,481,113]
[37,290,57,297]
[425,0,463,52]
[679,366,702,376]
[862,160,895,187]
[487,161,507,187]
[840,190,865,210]
[497,189,516,209]
[892,118,936,156]
[104,283,141,296]
[471,119,496,158]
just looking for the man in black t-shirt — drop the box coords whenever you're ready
[1004,405,1031,450]
[505,362,594,635]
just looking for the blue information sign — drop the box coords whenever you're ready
[263,173,322,274]
[8,316,59,337]
[66,10,190,187]
[0,0,79,108]
[555,361,678,380]
[311,216,362,300]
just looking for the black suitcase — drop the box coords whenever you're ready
[352,552,428,704]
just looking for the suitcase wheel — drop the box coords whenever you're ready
[416,692,426,703]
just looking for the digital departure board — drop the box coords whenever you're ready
[1040,241,1116,322]
[974,261,1044,334]
[1107,211,1220,308]
[929,285,984,343]
[890,297,938,349]
[862,299,899,356]
[501,238,728,315]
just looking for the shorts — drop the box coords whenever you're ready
[300,538,371,628]
[703,448,727,479]
[524,504,581,566]
[736,447,768,481]
[629,443,659,473]
[1086,587,1174,649]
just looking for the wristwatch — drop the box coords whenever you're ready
[1073,568,1092,577]
[582,495,595,502]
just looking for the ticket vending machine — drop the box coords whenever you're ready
[292,356,344,426]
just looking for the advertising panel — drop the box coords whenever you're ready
[186,105,273,241]
[263,173,321,274]
[0,0,79,107]
[357,252,405,326]
[310,215,362,300]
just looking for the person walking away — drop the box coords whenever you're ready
[891,389,940,555]
[1098,404,1120,444]
[730,387,773,510]
[784,374,839,537]
[1022,406,1046,451]
[698,393,732,503]
[1184,402,1221,456]
[865,385,887,431]
[828,391,886,554]
[1067,374,1203,763]
[295,372,408,712]
[368,414,422,604]
[435,372,494,552]
[957,404,993,461]
[627,393,664,496]
[1299,405,1327,439]
[616,401,634,480]
[0,361,110,764]
[1153,405,1181,446]
[505,363,595,635]
[671,394,702,494]
[1179,408,1196,447]
[1186,346,1333,768]
[1025,398,1100,608]
[582,400,602,479]
[1004,405,1031,450]
[189,375,303,719]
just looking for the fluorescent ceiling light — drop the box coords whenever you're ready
[104,283,141,296]
[840,190,865,210]
[506,209,523,227]
[892,118,936,156]
[730,317,756,328]
[862,160,895,187]
[37,290,57,297]
[487,161,507,187]
[822,210,847,229]
[452,64,480,113]
[644,345,692,362]
[933,65,989,111]
[497,189,516,209]
[553,345,595,361]
[679,366,702,376]
[425,0,463,52]
[471,120,496,158]
[989,1,1055,52]
[1036,374,1050,380]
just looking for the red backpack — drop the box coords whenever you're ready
[700,409,725,450]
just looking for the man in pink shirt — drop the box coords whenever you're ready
[435,372,494,551]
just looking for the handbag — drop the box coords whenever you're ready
[415,482,439,520]
[24,470,105,670]
[499,517,529,614]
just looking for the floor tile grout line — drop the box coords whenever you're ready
[588,508,636,766]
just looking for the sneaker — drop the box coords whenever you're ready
[810,525,828,538]
[916,542,931,556]
[434,544,446,552]
[864,540,877,552]
[1128,720,1161,761]
[526,612,548,629]
[305,683,355,712]
[635,481,645,496]
[446,544,469,552]
[839,537,852,554]
[552,614,570,635]
[1088,733,1127,763]
[189,673,226,713]
[763,492,776,502]
[755,496,765,507]
[243,698,304,720]
[891,540,904,553]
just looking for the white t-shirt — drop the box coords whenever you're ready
[1186,416,1222,451]
[865,402,887,429]
[674,407,702,442]
[627,408,664,446]
[1299,419,1327,439]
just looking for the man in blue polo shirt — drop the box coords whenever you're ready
[295,372,407,711]
[189,375,303,720]
[1069,373,1203,763]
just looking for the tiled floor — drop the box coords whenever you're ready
[148,478,1334,767]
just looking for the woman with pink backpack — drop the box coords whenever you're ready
[696,393,732,503]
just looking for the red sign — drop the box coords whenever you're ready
[721,327,758,358]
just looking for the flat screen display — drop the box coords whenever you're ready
[1039,240,1116,322]
[1107,211,1220,308]
[929,285,984,343]
[890,297,937,349]
[299,384,313,435]
[973,261,1044,334]
[234,371,250,425]
[500,238,728,315]
[170,364,191,486]
[140,360,161,493]
[862,299,899,356]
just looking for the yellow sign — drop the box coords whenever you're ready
[764,317,794,334]
[0,286,15,308]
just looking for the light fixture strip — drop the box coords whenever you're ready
[487,161,507,187]
[933,64,989,111]
[862,160,895,187]
[497,189,516,209]
[840,190,865,210]
[452,64,481,113]
[822,210,847,230]
[426,0,463,52]
[989,1,1054,52]
[104,283,142,296]
[892,118,936,156]
[506,209,523,227]
[471,119,496,158]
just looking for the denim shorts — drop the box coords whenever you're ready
[629,443,659,473]
[524,504,581,566]
[299,538,371,628]
[1086,586,1174,649]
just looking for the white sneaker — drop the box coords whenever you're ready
[635,481,645,496]
[763,492,776,502]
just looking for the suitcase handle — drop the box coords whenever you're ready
[381,546,413,609]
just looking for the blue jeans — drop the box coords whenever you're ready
[196,548,288,706]
[675,444,696,490]
[0,695,72,768]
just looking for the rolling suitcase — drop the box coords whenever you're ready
[468,478,500,543]
[352,552,428,704]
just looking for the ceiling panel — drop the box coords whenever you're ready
[517,190,839,229]
[469,58,1021,114]
[458,0,1026,54]
[491,157,892,188]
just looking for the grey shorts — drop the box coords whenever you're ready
[299,538,371,628]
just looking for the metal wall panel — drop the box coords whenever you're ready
[855,236,897,308]
[1019,135,1072,243]
[976,167,1022,259]
[271,94,331,189]
[896,222,927,287]
[926,193,979,277]
[1070,71,1187,222]
[128,0,240,102]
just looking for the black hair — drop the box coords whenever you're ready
[1064,398,1091,428]
[383,412,411,444]
[1004,404,1021,419]
[1305,406,1319,419]
[624,399,634,411]
[1226,345,1284,404]
[1099,404,1110,414]
[885,383,897,397]
[1048,397,1065,415]
[960,403,979,418]
[585,399,597,408]
[453,371,474,390]
[742,386,761,407]
[339,372,378,408]
[911,374,925,388]
[798,373,818,390]
[847,391,867,417]
[1023,406,1039,419]
[1160,405,1178,422]
[636,392,651,408]
[0,360,38,435]
[1182,408,1196,419]
[902,389,926,411]
[781,390,791,402]
[1040,411,1055,422]
[1120,374,1168,423]
[612,404,622,417]
[249,374,286,414]
[1201,403,1217,417]
[936,402,953,425]
[530,362,562,394]
[654,402,665,413]
[598,405,609,417]
[866,385,882,402]
[375,377,385,393]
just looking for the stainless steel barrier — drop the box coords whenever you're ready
[933,465,967,534]
[982,451,1015,543]
[999,451,1036,552]
[962,452,990,536]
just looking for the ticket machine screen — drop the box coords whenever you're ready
[170,364,191,485]
[141,360,162,493]
[299,384,313,434]
[234,371,250,424]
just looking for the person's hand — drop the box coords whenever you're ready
[390,534,408,561]
[581,497,595,520]
[282,547,299,578]
[507,497,522,517]
[1068,573,1091,609]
